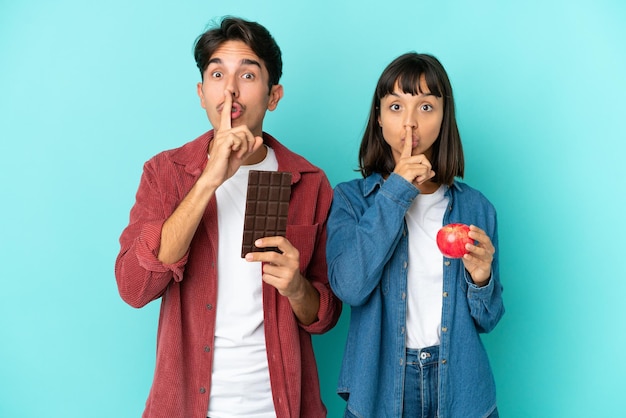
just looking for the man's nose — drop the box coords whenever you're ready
[225,77,239,98]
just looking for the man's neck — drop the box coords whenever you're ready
[243,143,268,165]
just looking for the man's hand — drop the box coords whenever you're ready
[202,90,264,189]
[245,236,320,325]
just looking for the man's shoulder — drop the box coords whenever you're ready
[161,131,210,158]
[146,131,211,167]
[265,133,326,178]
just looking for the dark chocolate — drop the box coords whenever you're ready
[241,170,292,257]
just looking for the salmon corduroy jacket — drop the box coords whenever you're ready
[115,131,342,418]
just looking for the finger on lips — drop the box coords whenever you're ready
[402,126,413,158]
[220,90,233,130]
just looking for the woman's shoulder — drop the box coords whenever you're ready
[452,180,497,211]
[334,173,386,195]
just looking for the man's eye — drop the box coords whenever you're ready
[211,71,223,78]
[242,73,255,80]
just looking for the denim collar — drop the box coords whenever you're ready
[361,172,463,197]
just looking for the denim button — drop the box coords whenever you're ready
[443,291,448,297]
[420,352,430,360]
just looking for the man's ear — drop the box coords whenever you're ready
[197,82,207,109]
[267,84,284,111]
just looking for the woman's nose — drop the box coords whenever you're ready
[403,108,419,128]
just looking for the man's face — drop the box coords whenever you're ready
[197,40,283,137]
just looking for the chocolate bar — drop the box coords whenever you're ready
[241,170,292,257]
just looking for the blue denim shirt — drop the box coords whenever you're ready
[326,173,504,418]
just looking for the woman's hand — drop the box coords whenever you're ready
[393,126,435,186]
[462,225,495,286]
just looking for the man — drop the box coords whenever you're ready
[115,16,341,418]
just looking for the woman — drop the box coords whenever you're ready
[326,52,504,418]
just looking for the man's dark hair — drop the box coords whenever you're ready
[359,52,464,185]
[193,16,283,91]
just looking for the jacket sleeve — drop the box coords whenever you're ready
[465,209,505,333]
[327,174,419,306]
[115,157,189,308]
[298,174,342,335]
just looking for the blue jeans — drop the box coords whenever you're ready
[343,344,499,418]
[403,346,440,418]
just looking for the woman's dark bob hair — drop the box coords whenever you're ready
[359,52,464,185]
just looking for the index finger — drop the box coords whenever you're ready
[219,90,233,131]
[244,236,291,260]
[401,126,413,159]
[255,236,293,253]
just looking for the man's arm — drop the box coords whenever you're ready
[159,91,263,264]
[157,176,217,264]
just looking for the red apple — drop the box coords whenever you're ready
[436,223,472,258]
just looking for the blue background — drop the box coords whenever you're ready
[1,0,625,417]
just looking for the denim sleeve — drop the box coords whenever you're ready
[327,174,418,306]
[464,212,505,333]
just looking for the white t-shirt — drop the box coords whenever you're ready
[405,185,449,349]
[209,146,279,418]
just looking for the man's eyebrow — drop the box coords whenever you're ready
[241,58,262,68]
[207,57,262,68]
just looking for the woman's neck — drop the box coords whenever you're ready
[416,181,440,194]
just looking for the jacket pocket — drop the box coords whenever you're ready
[286,224,320,271]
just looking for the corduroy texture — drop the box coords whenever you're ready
[115,131,342,418]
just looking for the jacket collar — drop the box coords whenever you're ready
[361,172,463,197]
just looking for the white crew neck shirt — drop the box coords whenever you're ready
[405,185,449,349]
[209,146,279,418]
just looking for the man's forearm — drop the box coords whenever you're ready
[287,276,320,326]
[158,179,217,264]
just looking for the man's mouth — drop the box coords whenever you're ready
[220,102,244,120]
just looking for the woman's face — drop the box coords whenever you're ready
[378,76,444,165]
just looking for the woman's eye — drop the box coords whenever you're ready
[390,104,401,111]
[421,104,433,111]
